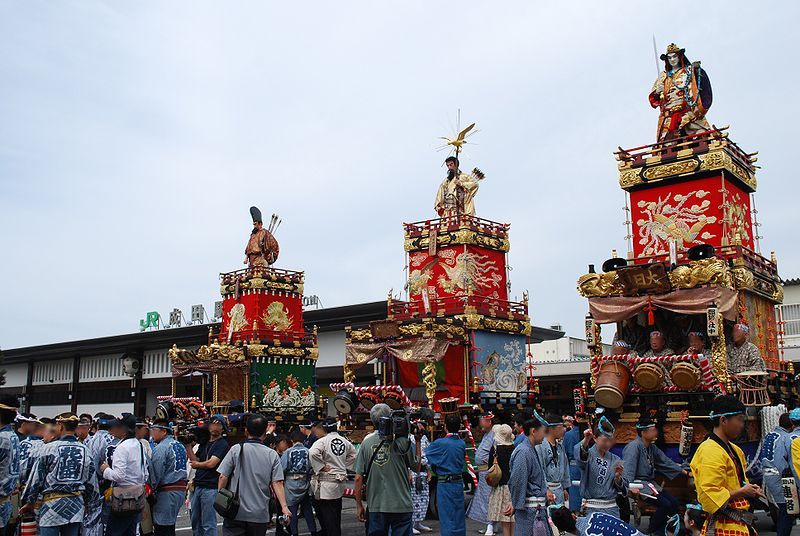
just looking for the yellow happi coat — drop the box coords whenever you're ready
[690,437,752,536]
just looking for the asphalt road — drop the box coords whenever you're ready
[173,502,785,535]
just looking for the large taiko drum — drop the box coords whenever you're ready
[594,360,631,409]
[383,391,405,410]
[634,363,664,391]
[439,396,460,414]
[359,391,381,410]
[671,362,702,391]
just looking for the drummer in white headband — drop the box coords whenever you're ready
[726,323,765,374]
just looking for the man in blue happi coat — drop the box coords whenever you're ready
[506,411,554,536]
[622,417,686,536]
[761,412,793,536]
[561,415,582,513]
[0,396,21,532]
[574,416,627,518]
[17,413,45,486]
[426,413,466,536]
[536,413,571,508]
[20,412,99,536]
[148,420,188,536]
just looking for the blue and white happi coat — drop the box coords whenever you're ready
[82,430,117,536]
[574,443,627,518]
[508,439,551,536]
[761,425,792,505]
[19,435,44,486]
[467,430,493,524]
[21,435,99,528]
[148,435,188,526]
[575,511,646,536]
[536,439,570,504]
[409,434,430,524]
[0,424,20,528]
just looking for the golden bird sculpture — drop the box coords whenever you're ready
[438,122,476,158]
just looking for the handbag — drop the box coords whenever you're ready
[485,446,503,488]
[110,441,147,516]
[214,441,245,519]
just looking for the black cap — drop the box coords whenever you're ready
[250,206,263,224]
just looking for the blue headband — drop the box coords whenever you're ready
[665,514,682,536]
[636,422,656,430]
[533,410,561,427]
[686,503,703,511]
[598,416,615,437]
[709,410,743,419]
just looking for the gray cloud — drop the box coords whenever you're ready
[1,1,798,348]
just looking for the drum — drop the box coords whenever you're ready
[439,396,460,414]
[671,362,702,391]
[383,391,405,410]
[633,363,664,391]
[733,371,769,406]
[594,360,630,409]
[359,391,381,410]
[332,389,359,414]
[155,401,176,421]
[174,402,189,420]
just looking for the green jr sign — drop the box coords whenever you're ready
[139,311,160,331]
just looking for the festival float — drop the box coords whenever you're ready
[576,43,795,471]
[159,207,321,428]
[332,122,540,444]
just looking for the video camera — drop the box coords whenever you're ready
[377,410,410,441]
[176,424,210,446]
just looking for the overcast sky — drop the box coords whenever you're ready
[1,2,798,350]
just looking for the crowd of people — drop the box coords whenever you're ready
[1,391,795,536]
[0,396,362,536]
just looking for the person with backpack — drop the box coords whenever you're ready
[487,424,515,536]
[100,413,149,536]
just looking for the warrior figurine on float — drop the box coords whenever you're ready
[649,43,713,142]
[434,121,485,218]
[245,206,280,267]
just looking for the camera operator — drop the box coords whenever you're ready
[309,418,355,536]
[354,404,416,536]
[188,415,230,536]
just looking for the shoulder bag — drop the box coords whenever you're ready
[214,442,245,519]
[110,441,147,516]
[485,445,503,487]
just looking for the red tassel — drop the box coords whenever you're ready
[646,296,656,326]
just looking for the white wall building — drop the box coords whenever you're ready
[779,279,800,362]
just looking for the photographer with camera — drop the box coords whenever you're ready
[188,415,230,536]
[354,404,416,536]
[426,413,467,536]
[309,417,355,536]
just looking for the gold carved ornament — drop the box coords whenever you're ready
[731,267,755,290]
[422,361,437,404]
[668,258,731,290]
[642,159,699,181]
[577,272,624,298]
[710,316,732,392]
[343,363,355,383]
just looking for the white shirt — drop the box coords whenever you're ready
[103,437,149,486]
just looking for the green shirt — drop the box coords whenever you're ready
[354,433,416,513]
